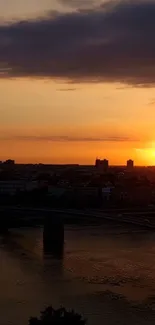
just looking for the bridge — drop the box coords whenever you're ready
[0,206,65,256]
[0,206,155,254]
[1,205,155,227]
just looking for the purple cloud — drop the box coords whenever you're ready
[1,0,155,86]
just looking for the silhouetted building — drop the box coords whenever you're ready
[0,180,38,195]
[127,159,134,172]
[95,159,101,168]
[95,158,109,172]
[3,159,15,165]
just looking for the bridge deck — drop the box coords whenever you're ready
[0,206,155,229]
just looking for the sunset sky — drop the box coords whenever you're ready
[1,0,155,165]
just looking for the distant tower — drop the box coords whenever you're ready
[102,159,109,172]
[95,158,109,173]
[127,159,134,171]
[95,158,100,168]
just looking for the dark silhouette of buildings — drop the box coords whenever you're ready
[3,159,15,165]
[95,158,109,172]
[127,159,134,172]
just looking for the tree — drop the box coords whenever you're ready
[29,306,86,325]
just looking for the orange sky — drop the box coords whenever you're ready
[0,78,155,165]
[1,0,155,165]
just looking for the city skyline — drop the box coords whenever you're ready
[1,0,155,165]
[2,157,154,168]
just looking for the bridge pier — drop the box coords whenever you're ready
[0,214,9,234]
[43,214,64,258]
[0,224,8,234]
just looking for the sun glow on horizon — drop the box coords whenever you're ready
[136,142,155,165]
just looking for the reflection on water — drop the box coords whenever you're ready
[1,222,155,325]
[43,235,64,260]
[43,244,64,260]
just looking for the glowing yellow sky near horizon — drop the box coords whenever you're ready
[0,78,155,165]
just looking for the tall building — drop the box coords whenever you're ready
[127,159,134,171]
[95,158,109,172]
[95,158,101,168]
[102,159,109,172]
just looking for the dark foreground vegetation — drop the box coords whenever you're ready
[29,306,86,325]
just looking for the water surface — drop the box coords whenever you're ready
[1,221,155,325]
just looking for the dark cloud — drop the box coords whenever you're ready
[1,0,155,85]
[0,135,137,142]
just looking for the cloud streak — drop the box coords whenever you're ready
[1,0,155,85]
[56,88,77,91]
[0,134,139,142]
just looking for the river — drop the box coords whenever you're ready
[1,221,155,325]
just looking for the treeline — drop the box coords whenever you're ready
[29,306,86,325]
